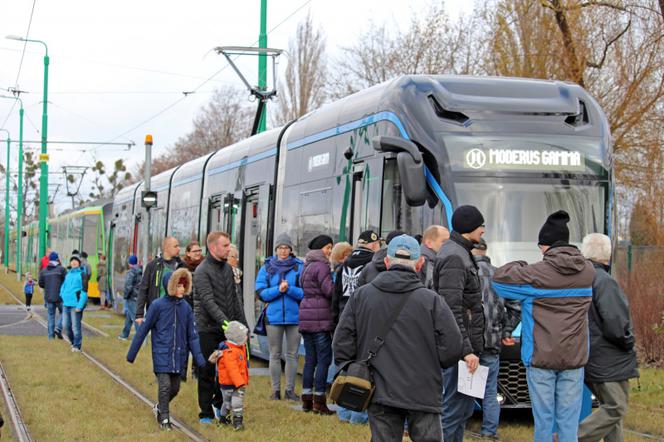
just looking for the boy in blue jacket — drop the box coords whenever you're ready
[127,268,206,431]
[60,255,89,352]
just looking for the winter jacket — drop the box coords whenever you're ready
[127,295,206,374]
[217,342,249,388]
[123,265,143,300]
[38,262,67,303]
[492,243,595,370]
[256,256,304,325]
[474,256,521,354]
[81,259,92,281]
[60,267,89,310]
[435,231,485,357]
[299,250,335,333]
[194,255,246,334]
[135,255,185,320]
[357,248,387,287]
[585,261,639,383]
[419,245,437,290]
[24,280,35,295]
[97,261,108,292]
[333,266,463,414]
[332,247,374,326]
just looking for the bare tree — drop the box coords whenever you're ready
[273,13,327,125]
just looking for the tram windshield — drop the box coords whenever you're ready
[455,181,606,266]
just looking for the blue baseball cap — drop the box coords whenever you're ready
[387,234,421,260]
[49,251,59,261]
[128,255,138,265]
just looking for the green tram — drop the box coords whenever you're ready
[6,202,112,300]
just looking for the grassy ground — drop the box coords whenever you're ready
[0,270,662,441]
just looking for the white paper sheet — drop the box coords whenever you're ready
[457,360,489,399]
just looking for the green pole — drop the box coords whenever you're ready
[38,49,50,260]
[257,0,267,133]
[16,104,24,280]
[2,131,9,269]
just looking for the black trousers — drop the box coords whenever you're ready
[198,331,225,419]
[156,373,181,422]
[368,403,442,442]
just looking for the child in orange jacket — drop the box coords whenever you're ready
[208,320,249,430]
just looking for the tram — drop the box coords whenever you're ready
[110,75,613,407]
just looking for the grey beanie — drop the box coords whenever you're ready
[225,321,248,346]
[274,233,294,251]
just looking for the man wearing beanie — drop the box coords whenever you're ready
[492,210,595,442]
[119,255,142,341]
[435,205,486,442]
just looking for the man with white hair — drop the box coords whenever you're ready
[578,233,638,442]
[334,234,463,441]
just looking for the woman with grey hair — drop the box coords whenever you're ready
[578,233,638,442]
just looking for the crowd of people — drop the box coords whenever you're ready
[34,205,639,441]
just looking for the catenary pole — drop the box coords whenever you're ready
[257,0,267,133]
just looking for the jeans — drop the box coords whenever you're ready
[578,381,629,442]
[46,301,63,338]
[526,366,584,442]
[120,298,137,338]
[368,403,442,442]
[102,290,114,307]
[62,306,83,349]
[480,353,501,436]
[338,407,369,424]
[157,373,181,422]
[266,324,300,392]
[302,331,332,395]
[442,363,475,442]
[198,331,224,419]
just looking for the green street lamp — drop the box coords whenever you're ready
[0,128,9,271]
[0,95,24,279]
[6,35,49,260]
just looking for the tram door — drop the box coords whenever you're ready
[242,184,270,354]
[349,159,381,242]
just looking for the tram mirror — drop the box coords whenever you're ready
[373,136,427,206]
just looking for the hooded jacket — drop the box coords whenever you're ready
[60,267,89,310]
[299,250,335,333]
[357,248,387,287]
[492,243,595,370]
[585,262,639,383]
[216,342,249,388]
[194,255,246,334]
[332,247,374,326]
[333,266,463,413]
[135,255,185,320]
[256,256,304,325]
[435,231,485,357]
[38,262,67,303]
[123,265,143,300]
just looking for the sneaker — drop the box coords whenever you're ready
[199,417,214,424]
[218,413,232,426]
[117,336,128,341]
[71,347,82,353]
[160,419,172,431]
[54,330,63,340]
[480,433,500,441]
[26,306,31,311]
[269,391,281,401]
[232,415,244,431]
[284,390,299,401]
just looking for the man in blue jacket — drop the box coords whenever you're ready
[38,251,67,340]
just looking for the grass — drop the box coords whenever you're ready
[0,270,662,441]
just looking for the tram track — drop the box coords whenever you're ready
[0,359,33,442]
[0,283,208,442]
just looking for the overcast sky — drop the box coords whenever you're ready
[0,0,474,211]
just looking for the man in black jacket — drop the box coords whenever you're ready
[332,230,380,327]
[419,225,449,290]
[578,233,639,442]
[135,237,184,325]
[38,251,67,340]
[334,234,463,441]
[194,231,246,423]
[436,205,486,442]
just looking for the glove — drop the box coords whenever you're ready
[221,320,229,332]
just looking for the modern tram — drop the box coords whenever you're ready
[110,75,613,408]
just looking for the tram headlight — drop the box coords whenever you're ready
[496,393,505,404]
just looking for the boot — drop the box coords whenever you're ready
[301,394,313,412]
[269,390,281,400]
[232,414,244,431]
[312,394,335,415]
[218,412,231,426]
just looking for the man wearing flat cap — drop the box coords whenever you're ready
[492,210,595,442]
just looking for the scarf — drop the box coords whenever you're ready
[266,255,299,279]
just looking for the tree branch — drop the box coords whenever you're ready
[587,17,632,69]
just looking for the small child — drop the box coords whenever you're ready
[24,273,35,311]
[126,268,206,431]
[209,321,249,431]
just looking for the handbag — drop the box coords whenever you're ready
[253,304,268,336]
[330,290,414,412]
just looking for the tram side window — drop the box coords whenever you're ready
[381,159,424,236]
[83,215,98,256]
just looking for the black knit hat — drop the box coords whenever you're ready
[308,234,333,250]
[538,210,570,246]
[451,205,485,234]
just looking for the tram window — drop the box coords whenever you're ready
[301,188,330,216]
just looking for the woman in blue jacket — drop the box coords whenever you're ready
[60,255,88,352]
[255,233,303,401]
